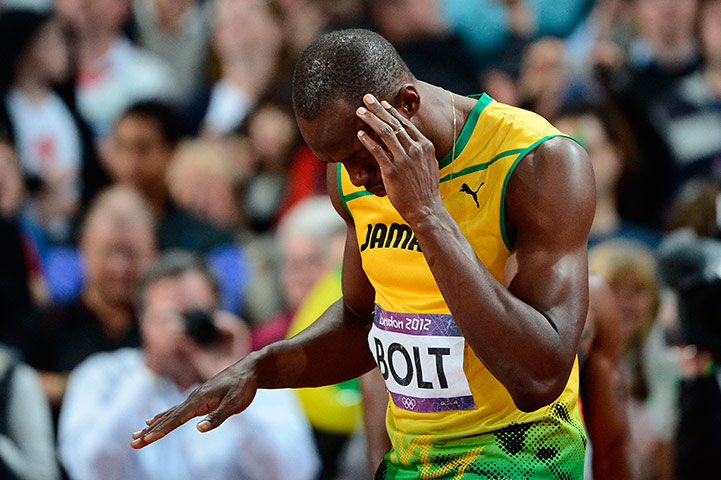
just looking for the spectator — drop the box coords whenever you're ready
[25,186,156,407]
[103,100,234,252]
[0,7,102,244]
[589,240,676,480]
[166,139,245,232]
[601,0,701,226]
[250,196,344,349]
[242,101,303,232]
[555,104,661,249]
[646,0,721,188]
[57,0,177,137]
[58,251,320,480]
[0,128,47,347]
[190,0,282,137]
[286,268,367,480]
[131,0,213,103]
[667,177,721,239]
[365,0,478,96]
[441,0,593,69]
[517,38,570,118]
[656,232,721,480]
[0,345,60,480]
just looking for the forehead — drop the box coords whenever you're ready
[115,114,163,140]
[146,271,216,308]
[85,219,154,249]
[296,99,365,163]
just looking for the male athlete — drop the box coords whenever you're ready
[132,29,595,479]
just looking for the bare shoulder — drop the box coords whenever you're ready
[506,136,595,249]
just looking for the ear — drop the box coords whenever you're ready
[393,84,421,118]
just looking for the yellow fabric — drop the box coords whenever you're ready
[287,268,362,435]
[338,94,580,443]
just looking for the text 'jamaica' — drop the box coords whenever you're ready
[360,223,422,252]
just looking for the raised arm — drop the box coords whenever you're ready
[131,166,377,449]
[355,95,594,411]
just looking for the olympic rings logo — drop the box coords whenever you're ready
[401,397,417,410]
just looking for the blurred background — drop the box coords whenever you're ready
[0,0,720,479]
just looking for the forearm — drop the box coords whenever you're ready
[582,358,636,480]
[593,441,636,480]
[411,207,577,409]
[360,368,392,471]
[252,298,376,389]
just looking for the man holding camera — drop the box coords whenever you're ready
[58,251,319,480]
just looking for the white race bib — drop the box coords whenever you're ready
[368,305,475,412]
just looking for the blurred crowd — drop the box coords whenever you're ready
[0,0,719,479]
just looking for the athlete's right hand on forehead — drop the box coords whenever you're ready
[356,93,442,227]
[130,359,257,449]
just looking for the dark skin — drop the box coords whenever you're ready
[360,276,637,477]
[581,275,638,480]
[131,80,594,448]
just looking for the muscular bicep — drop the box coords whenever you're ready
[504,137,595,347]
[327,164,376,322]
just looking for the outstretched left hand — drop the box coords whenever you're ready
[355,94,443,227]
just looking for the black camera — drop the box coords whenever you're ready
[181,308,220,346]
[658,232,721,356]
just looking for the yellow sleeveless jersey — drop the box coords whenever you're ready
[338,94,582,444]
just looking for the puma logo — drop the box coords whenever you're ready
[460,182,484,208]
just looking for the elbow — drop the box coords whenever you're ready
[510,378,567,413]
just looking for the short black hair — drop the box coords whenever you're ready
[118,100,185,146]
[292,29,414,120]
[0,8,53,91]
[135,250,219,313]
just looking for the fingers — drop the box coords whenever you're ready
[357,130,393,174]
[380,100,424,142]
[356,95,410,158]
[197,397,235,433]
[130,400,201,449]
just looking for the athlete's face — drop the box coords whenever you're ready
[297,100,388,196]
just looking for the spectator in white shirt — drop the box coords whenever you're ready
[132,0,213,103]
[57,0,177,137]
[0,345,60,480]
[58,250,320,480]
[194,0,282,137]
[0,8,100,243]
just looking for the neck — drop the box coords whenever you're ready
[77,31,116,68]
[82,285,133,340]
[13,72,51,101]
[142,185,169,216]
[412,82,476,165]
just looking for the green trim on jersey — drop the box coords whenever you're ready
[439,147,526,183]
[344,190,373,202]
[337,163,353,218]
[438,93,493,169]
[499,134,578,252]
